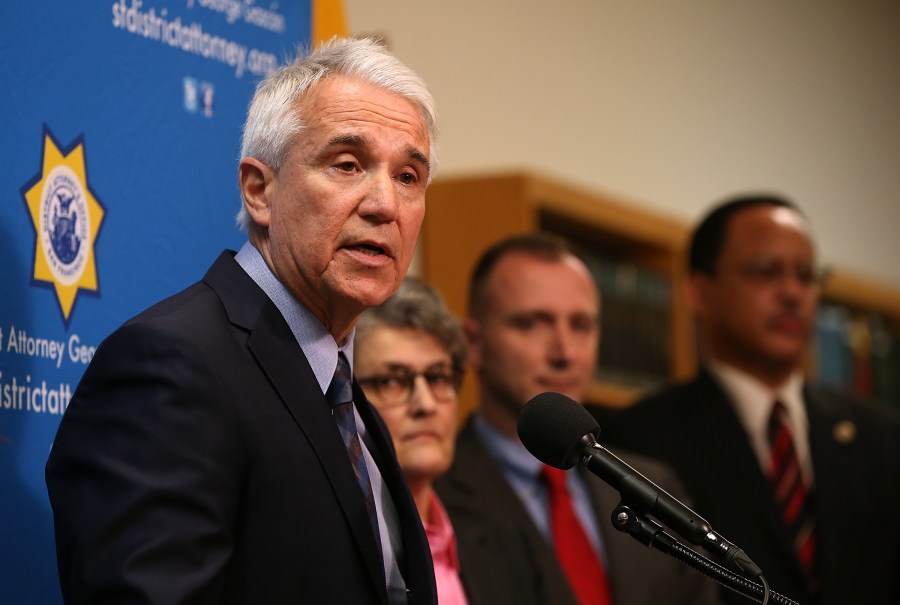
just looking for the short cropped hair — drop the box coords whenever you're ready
[356,276,467,378]
[689,195,803,275]
[467,232,588,320]
[236,36,438,230]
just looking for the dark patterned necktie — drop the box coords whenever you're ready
[767,400,817,589]
[542,465,614,605]
[327,352,381,545]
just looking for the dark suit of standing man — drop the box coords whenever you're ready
[596,196,900,605]
[435,233,720,605]
[46,37,440,605]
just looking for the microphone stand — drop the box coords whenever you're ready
[611,504,800,605]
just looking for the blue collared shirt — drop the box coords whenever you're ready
[473,412,608,564]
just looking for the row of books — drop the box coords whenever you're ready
[580,252,671,391]
[571,246,900,414]
[815,303,900,412]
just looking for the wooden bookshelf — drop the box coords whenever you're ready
[421,171,900,420]
[420,171,692,418]
[822,269,900,320]
[816,268,900,409]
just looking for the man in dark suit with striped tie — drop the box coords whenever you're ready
[596,196,900,605]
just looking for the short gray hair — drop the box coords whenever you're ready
[236,36,438,230]
[356,276,467,378]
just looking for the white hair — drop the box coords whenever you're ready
[235,36,439,230]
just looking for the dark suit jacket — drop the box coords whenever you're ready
[45,251,437,605]
[594,367,900,605]
[441,493,553,605]
[435,417,721,605]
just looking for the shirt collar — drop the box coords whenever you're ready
[423,491,460,568]
[234,241,353,394]
[473,412,543,481]
[706,360,814,488]
[707,360,807,438]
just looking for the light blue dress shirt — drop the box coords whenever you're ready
[473,412,609,565]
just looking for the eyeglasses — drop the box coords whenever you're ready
[733,258,830,288]
[358,368,461,407]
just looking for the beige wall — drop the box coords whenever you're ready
[345,0,900,288]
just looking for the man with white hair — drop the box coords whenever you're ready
[47,37,439,605]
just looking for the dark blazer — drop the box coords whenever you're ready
[594,367,900,605]
[442,493,553,605]
[45,251,437,605]
[435,417,721,605]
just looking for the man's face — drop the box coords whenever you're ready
[355,326,458,487]
[468,252,600,429]
[692,205,820,381]
[246,75,430,334]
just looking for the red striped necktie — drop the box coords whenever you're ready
[542,465,614,605]
[767,400,817,589]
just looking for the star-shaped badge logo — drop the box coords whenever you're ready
[21,125,106,326]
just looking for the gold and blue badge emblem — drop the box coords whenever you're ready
[21,125,105,326]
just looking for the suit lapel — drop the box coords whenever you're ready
[441,420,580,605]
[354,382,437,603]
[354,384,395,480]
[203,253,388,603]
[690,371,808,586]
[806,387,861,596]
[579,466,637,605]
[449,421,549,539]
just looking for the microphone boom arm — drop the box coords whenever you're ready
[612,504,798,605]
[517,392,763,580]
[581,439,763,578]
[580,438,713,544]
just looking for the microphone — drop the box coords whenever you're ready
[518,391,762,578]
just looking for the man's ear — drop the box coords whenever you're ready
[463,317,483,370]
[239,157,275,228]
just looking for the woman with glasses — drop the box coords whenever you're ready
[355,276,549,605]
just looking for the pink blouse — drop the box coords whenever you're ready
[424,491,470,605]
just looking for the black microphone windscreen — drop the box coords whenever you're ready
[517,392,601,470]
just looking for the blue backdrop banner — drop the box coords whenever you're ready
[1,2,310,602]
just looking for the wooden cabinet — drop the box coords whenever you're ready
[421,171,900,420]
